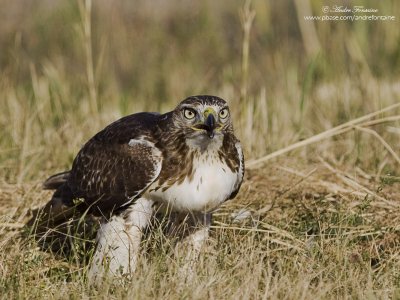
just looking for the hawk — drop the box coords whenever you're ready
[30,95,244,280]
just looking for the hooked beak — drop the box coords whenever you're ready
[204,113,216,139]
[191,108,218,139]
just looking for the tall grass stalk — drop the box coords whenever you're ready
[78,0,98,115]
[239,0,255,104]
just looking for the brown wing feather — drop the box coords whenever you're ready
[66,112,163,216]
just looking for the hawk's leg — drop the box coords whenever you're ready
[87,198,154,282]
[172,212,212,283]
[184,212,211,253]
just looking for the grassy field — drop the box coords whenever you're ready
[1,0,400,299]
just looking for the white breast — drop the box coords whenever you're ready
[149,154,239,212]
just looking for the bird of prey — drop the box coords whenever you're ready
[30,95,244,280]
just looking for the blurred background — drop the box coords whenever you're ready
[0,0,399,182]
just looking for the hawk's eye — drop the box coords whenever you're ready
[219,108,229,120]
[183,108,196,120]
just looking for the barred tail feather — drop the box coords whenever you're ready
[28,180,76,229]
[43,171,70,190]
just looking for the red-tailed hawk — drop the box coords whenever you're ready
[29,95,244,280]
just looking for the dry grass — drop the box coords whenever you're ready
[1,0,400,299]
[1,161,400,299]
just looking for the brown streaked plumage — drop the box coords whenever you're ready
[29,95,244,280]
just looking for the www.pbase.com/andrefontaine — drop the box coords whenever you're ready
[304,15,396,22]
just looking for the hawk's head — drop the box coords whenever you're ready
[171,95,234,149]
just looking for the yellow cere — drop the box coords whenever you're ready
[203,107,217,119]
